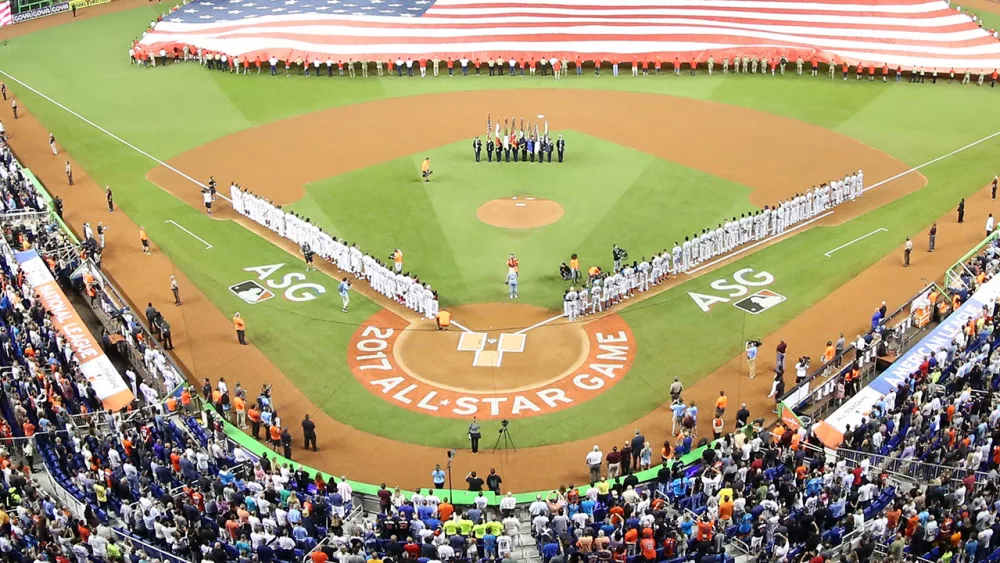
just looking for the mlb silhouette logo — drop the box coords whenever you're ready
[229,280,275,304]
[734,289,785,314]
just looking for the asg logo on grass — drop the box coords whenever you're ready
[229,281,275,304]
[239,263,327,302]
[733,289,786,314]
[688,268,777,313]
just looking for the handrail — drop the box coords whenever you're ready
[114,528,194,563]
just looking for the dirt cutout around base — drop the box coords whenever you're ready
[476,197,564,229]
[398,303,585,392]
[352,304,636,419]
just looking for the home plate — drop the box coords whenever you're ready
[515,203,527,207]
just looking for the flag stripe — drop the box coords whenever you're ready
[139,0,1000,71]
[0,1,13,27]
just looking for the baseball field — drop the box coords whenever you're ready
[4,0,1000,493]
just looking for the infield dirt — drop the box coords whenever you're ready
[8,70,992,491]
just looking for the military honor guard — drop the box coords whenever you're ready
[472,137,482,162]
[475,114,565,163]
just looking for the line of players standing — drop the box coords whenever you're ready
[560,169,866,319]
[228,183,439,318]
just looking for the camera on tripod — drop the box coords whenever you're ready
[494,419,515,453]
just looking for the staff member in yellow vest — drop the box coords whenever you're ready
[233,312,247,345]
[436,309,451,331]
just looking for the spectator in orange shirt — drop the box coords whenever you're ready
[639,529,656,562]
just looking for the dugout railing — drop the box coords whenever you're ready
[777,283,938,424]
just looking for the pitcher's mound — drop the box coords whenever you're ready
[477,197,563,229]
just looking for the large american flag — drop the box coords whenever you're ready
[139,0,1000,72]
[0,1,13,27]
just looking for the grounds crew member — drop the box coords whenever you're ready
[139,226,150,255]
[234,312,247,345]
[170,275,180,305]
[436,309,451,330]
[421,157,432,182]
[65,161,73,185]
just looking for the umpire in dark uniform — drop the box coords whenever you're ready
[302,414,317,451]
[556,135,566,162]
[486,137,494,162]
[473,137,482,162]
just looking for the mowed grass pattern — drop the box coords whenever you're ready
[288,133,753,307]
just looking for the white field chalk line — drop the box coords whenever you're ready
[165,220,214,249]
[824,227,887,257]
[515,203,527,207]
[685,211,834,276]
[0,70,233,204]
[449,320,474,333]
[514,313,565,335]
[862,130,1000,194]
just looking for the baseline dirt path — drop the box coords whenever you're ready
[150,90,922,224]
[7,73,975,492]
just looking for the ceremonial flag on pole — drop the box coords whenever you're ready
[544,120,549,138]
[495,123,500,147]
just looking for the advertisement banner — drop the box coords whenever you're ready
[778,402,803,432]
[14,249,134,411]
[68,0,110,8]
[12,1,69,23]
[815,274,1000,448]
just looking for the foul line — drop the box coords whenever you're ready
[0,70,232,203]
[862,130,1000,194]
[165,220,213,249]
[685,211,834,276]
[513,313,565,335]
[824,227,887,257]
[449,320,474,333]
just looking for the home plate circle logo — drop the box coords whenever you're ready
[347,304,637,419]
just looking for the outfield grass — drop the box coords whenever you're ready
[3,4,1000,446]
[286,133,753,307]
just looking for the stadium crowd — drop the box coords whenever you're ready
[559,170,864,318]
[229,184,440,319]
